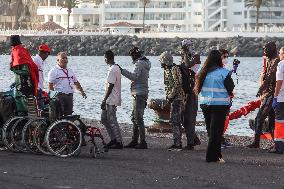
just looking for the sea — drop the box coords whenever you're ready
[0,55,262,136]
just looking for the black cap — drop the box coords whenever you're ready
[129,47,144,56]
[10,35,22,47]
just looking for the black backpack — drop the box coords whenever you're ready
[177,64,195,94]
[0,94,16,126]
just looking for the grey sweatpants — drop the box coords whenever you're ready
[101,104,122,143]
[170,100,183,146]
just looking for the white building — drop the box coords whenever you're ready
[37,0,284,32]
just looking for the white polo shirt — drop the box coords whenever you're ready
[48,65,78,94]
[33,54,45,90]
[276,60,284,102]
[105,64,121,106]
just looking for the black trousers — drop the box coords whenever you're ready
[56,93,73,116]
[183,91,198,145]
[201,104,229,162]
[255,95,275,137]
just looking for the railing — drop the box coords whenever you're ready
[0,27,284,38]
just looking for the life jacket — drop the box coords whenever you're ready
[200,68,230,105]
[11,45,39,96]
[274,120,284,142]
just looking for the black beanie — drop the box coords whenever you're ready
[10,35,22,47]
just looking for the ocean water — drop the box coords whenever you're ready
[0,55,262,136]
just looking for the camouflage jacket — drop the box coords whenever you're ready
[164,65,185,101]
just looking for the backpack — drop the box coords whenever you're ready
[177,64,195,94]
[0,93,16,126]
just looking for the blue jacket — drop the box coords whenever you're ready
[200,68,230,105]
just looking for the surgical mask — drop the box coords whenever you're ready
[222,58,228,66]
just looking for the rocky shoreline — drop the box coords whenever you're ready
[1,35,284,57]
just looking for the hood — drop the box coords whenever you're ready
[139,56,151,71]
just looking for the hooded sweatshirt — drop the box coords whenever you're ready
[121,56,151,95]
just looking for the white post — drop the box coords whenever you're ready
[48,0,50,7]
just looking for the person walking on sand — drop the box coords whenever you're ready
[119,47,151,149]
[194,50,235,163]
[159,51,185,151]
[270,47,284,154]
[101,50,123,149]
[247,42,280,148]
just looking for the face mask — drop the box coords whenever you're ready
[222,58,228,66]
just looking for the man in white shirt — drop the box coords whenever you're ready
[33,44,51,91]
[101,50,123,149]
[48,52,86,116]
[271,47,284,154]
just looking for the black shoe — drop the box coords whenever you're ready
[135,142,148,149]
[106,140,117,147]
[247,142,259,148]
[109,142,123,149]
[168,144,182,151]
[183,145,194,150]
[124,140,138,148]
[193,136,201,146]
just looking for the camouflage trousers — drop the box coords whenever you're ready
[101,104,122,143]
[170,100,184,146]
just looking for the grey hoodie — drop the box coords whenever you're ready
[121,56,151,95]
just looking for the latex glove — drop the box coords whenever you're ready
[272,97,278,110]
[101,100,106,110]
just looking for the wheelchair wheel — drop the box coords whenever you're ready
[2,117,23,152]
[11,117,29,152]
[45,120,82,158]
[34,119,52,155]
[0,126,7,151]
[22,118,44,154]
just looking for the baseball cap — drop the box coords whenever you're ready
[38,44,51,53]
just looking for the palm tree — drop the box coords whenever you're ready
[245,0,270,32]
[61,0,80,34]
[140,0,150,33]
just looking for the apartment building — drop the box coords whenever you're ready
[37,0,284,32]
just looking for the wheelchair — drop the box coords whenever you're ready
[1,88,108,158]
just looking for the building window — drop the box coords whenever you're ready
[233,0,242,2]
[194,12,202,16]
[194,0,202,3]
[233,12,242,15]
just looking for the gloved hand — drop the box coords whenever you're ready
[101,100,106,110]
[272,97,278,110]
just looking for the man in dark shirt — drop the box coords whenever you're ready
[247,42,280,148]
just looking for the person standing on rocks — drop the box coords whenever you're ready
[194,50,234,163]
[119,47,151,149]
[101,50,123,149]
[159,51,185,151]
[247,42,280,148]
[180,39,201,150]
[270,47,284,154]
